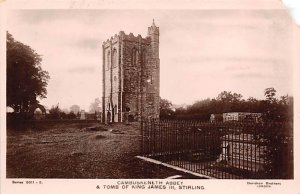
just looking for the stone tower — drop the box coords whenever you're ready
[102,20,160,123]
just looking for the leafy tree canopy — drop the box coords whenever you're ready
[70,104,80,114]
[159,97,175,119]
[160,89,292,122]
[89,98,101,113]
[264,87,277,103]
[7,32,50,114]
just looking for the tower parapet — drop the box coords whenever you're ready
[102,31,151,48]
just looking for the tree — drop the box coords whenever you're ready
[67,111,77,119]
[62,108,69,114]
[70,105,80,114]
[264,87,277,103]
[163,89,292,122]
[279,94,289,106]
[175,107,187,115]
[89,98,101,113]
[159,98,174,119]
[216,91,242,103]
[215,91,243,112]
[7,32,50,115]
[47,105,62,120]
[245,97,262,112]
[276,95,292,121]
[263,87,291,121]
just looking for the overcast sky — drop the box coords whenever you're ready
[7,9,296,111]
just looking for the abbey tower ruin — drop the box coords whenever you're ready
[102,20,160,123]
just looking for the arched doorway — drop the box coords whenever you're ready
[114,105,118,122]
[29,104,46,120]
[107,111,111,123]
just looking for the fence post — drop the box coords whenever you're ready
[140,119,144,155]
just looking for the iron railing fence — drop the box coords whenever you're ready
[141,119,293,179]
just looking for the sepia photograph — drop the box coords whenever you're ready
[1,0,299,193]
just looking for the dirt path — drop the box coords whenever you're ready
[6,121,196,179]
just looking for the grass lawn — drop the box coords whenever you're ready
[6,121,198,179]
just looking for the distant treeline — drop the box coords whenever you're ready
[160,88,293,122]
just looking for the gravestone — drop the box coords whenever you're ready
[80,110,86,120]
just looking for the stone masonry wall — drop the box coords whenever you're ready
[102,22,160,123]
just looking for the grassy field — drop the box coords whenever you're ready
[6,121,197,179]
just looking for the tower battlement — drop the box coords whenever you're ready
[102,31,151,48]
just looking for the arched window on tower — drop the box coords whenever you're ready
[107,51,111,70]
[150,75,153,84]
[114,105,118,115]
[142,49,147,67]
[135,50,139,65]
[127,76,131,92]
[132,48,139,66]
[113,75,117,91]
[112,49,117,68]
